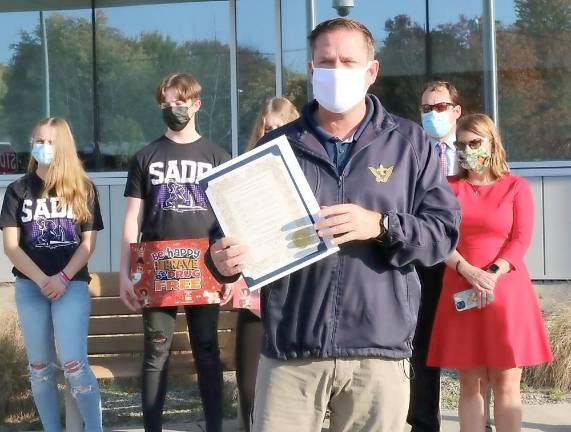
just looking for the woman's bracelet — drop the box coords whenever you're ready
[58,271,70,286]
[455,259,464,274]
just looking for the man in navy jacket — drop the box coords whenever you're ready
[209,18,461,432]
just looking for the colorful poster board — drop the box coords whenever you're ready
[130,238,221,308]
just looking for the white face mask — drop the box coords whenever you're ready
[31,143,55,166]
[311,62,371,113]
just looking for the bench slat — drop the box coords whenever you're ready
[88,331,234,355]
[89,312,237,335]
[89,273,120,297]
[91,297,236,316]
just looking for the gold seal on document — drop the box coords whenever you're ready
[292,228,314,248]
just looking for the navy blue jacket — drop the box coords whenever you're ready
[257,96,460,360]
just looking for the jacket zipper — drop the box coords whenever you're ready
[329,174,344,354]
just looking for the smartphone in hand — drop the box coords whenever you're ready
[453,288,494,311]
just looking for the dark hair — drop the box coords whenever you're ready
[155,73,202,105]
[308,18,375,60]
[422,81,461,106]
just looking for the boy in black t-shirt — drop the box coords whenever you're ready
[119,73,230,432]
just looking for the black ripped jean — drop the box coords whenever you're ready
[142,304,223,432]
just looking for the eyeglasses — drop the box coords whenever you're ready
[455,138,486,150]
[420,102,455,114]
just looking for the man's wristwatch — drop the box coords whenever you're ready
[488,263,500,274]
[378,213,389,237]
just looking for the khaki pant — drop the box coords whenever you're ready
[252,355,410,432]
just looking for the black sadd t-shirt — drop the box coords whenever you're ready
[124,136,230,241]
[0,173,104,281]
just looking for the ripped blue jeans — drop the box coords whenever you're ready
[15,278,102,432]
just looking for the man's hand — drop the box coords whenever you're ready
[119,273,141,312]
[210,237,248,277]
[315,204,382,245]
[41,275,66,301]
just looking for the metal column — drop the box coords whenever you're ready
[482,0,499,123]
[229,0,239,157]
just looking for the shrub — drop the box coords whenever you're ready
[523,303,571,391]
[0,310,29,421]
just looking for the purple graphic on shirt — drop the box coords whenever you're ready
[30,217,78,249]
[153,181,208,212]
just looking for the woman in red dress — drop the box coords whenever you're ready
[428,114,552,432]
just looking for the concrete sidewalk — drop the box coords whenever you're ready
[97,404,571,432]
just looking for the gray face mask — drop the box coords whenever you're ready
[161,106,192,131]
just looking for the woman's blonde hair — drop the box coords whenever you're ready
[247,97,300,151]
[28,117,95,224]
[456,113,509,180]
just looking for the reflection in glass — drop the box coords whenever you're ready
[237,0,276,154]
[284,1,484,124]
[497,0,571,161]
[281,0,309,111]
[95,1,230,169]
[0,6,94,172]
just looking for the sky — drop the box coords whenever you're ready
[0,0,519,66]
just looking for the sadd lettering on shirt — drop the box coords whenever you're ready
[20,197,78,249]
[149,160,213,185]
[21,197,74,222]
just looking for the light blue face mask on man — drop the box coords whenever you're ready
[421,111,453,139]
[31,143,55,166]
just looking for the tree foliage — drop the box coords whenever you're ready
[0,0,569,169]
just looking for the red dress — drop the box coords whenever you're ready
[428,175,553,369]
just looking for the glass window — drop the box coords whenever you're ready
[281,0,309,111]
[95,1,231,169]
[0,2,94,173]
[236,0,276,154]
[282,1,484,124]
[427,1,484,116]
[496,0,571,161]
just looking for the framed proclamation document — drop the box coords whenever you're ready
[198,135,339,291]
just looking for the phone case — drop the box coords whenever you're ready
[453,288,494,311]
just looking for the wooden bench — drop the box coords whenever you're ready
[87,272,237,378]
[64,272,238,430]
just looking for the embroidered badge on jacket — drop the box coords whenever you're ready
[369,164,394,183]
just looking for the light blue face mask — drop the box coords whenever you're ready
[421,111,453,139]
[31,143,55,166]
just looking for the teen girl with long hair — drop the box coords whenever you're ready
[1,117,104,432]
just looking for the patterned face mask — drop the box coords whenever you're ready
[459,147,491,173]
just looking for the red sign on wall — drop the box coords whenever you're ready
[0,143,18,174]
[130,238,222,308]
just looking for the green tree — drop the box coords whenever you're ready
[373,14,483,121]
[2,11,283,170]
[498,0,571,160]
[2,13,94,156]
[0,65,8,141]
